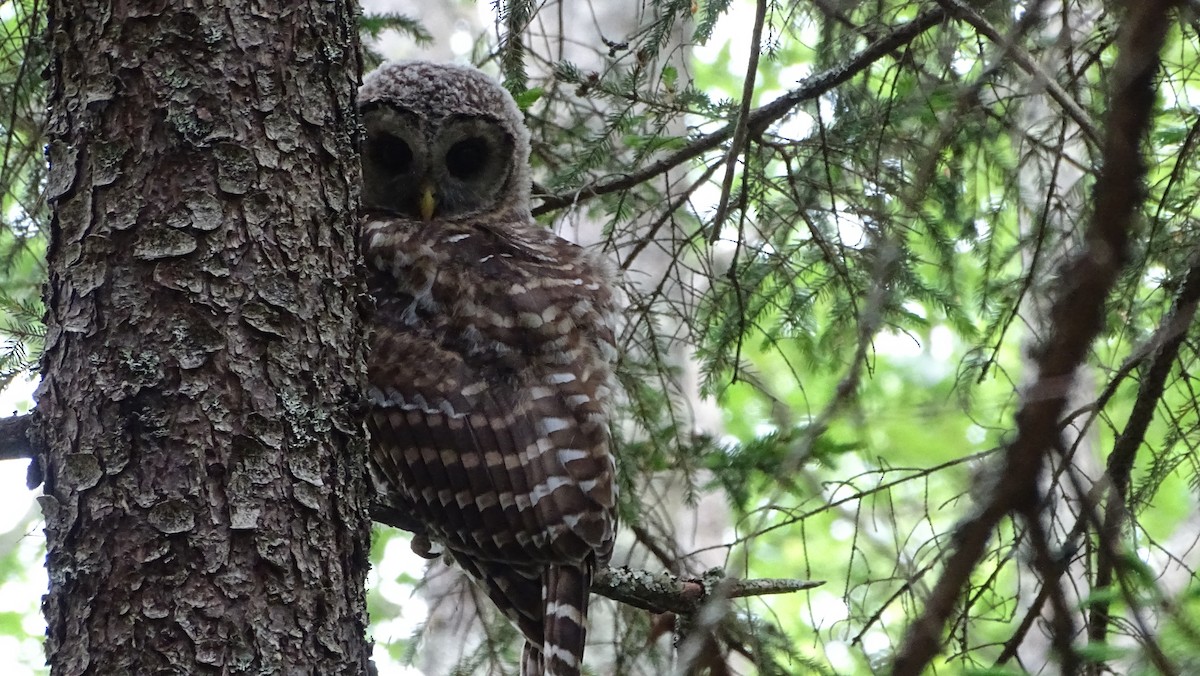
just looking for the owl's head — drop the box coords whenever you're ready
[358,61,532,222]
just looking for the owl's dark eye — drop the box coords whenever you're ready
[370,134,414,174]
[445,137,490,180]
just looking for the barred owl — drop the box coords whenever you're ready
[359,61,618,676]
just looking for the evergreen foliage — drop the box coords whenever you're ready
[4,0,1200,673]
[0,0,44,390]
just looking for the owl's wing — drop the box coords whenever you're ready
[367,327,614,566]
[450,553,544,644]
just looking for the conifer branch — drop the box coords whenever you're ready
[894,2,1181,672]
[1,408,818,616]
[531,7,947,217]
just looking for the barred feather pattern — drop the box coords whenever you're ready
[364,210,618,676]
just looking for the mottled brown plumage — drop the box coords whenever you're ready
[359,61,617,676]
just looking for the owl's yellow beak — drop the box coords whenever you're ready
[418,182,437,221]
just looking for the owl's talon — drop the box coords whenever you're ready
[410,534,442,559]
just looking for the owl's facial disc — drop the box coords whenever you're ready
[429,116,515,220]
[361,104,517,221]
[370,133,414,175]
[361,105,428,217]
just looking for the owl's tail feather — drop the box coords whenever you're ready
[534,563,592,676]
[521,642,544,676]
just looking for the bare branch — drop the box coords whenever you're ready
[592,566,821,615]
[1089,253,1200,645]
[893,2,1181,673]
[0,413,32,461]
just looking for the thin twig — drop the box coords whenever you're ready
[709,0,767,244]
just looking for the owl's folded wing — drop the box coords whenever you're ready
[366,327,614,566]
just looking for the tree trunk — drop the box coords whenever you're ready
[34,2,372,674]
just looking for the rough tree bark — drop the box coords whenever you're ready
[34,1,372,673]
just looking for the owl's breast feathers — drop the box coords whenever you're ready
[363,210,617,568]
